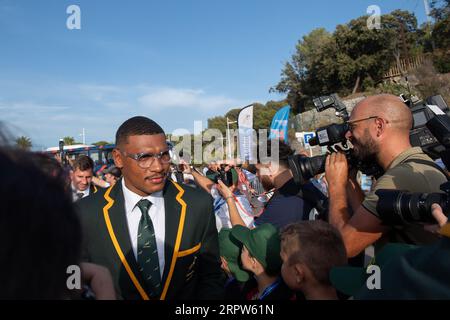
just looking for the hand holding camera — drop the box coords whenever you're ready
[325,152,349,191]
[216,179,234,200]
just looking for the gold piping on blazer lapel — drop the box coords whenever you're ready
[102,185,150,300]
[160,180,187,300]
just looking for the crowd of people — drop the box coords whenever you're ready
[1,93,449,300]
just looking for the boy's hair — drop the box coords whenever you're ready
[280,221,347,286]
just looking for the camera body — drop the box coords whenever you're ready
[407,95,449,160]
[289,93,382,185]
[212,165,234,187]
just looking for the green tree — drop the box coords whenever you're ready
[431,15,450,72]
[63,136,76,146]
[273,10,421,108]
[92,140,112,146]
[430,0,450,21]
[16,136,32,150]
[207,100,289,133]
[272,28,337,111]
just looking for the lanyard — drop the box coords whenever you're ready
[258,278,281,300]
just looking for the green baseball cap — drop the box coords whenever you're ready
[218,228,251,282]
[231,224,282,275]
[230,168,238,185]
[330,243,418,297]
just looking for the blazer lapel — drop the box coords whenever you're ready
[102,181,150,300]
[161,180,187,300]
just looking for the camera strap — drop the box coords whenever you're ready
[402,158,450,181]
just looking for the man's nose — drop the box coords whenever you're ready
[150,157,163,172]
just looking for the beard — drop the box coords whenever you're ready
[260,175,275,192]
[351,128,379,163]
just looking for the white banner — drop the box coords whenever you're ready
[238,104,254,162]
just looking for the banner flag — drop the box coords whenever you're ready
[269,105,290,142]
[237,104,254,162]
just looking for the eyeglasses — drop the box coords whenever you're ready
[346,116,379,132]
[121,149,172,169]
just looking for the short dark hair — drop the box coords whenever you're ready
[0,148,81,299]
[257,139,294,168]
[72,155,94,172]
[115,116,165,146]
[280,221,347,286]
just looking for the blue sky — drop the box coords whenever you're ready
[0,0,429,149]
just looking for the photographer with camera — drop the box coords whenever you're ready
[180,160,254,231]
[325,94,448,258]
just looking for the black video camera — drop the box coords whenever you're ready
[407,94,449,160]
[376,181,450,224]
[289,94,382,185]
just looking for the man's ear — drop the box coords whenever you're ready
[375,117,385,137]
[112,149,123,169]
[294,264,306,285]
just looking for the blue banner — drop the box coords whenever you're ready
[269,106,290,142]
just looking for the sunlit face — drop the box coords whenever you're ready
[71,168,93,192]
[345,106,379,163]
[113,134,170,196]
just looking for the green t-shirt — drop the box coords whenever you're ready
[362,147,448,245]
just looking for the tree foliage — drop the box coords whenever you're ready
[207,100,289,134]
[63,136,76,146]
[431,15,450,72]
[16,136,32,150]
[272,10,423,111]
[92,140,112,146]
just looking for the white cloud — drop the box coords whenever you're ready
[78,84,124,102]
[138,87,241,110]
[0,80,251,148]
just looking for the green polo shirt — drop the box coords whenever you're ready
[362,147,448,245]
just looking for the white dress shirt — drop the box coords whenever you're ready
[72,184,90,202]
[122,179,165,278]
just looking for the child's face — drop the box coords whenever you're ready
[280,241,302,291]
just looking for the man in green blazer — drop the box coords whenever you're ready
[77,116,225,300]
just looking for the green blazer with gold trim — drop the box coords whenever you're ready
[77,178,225,300]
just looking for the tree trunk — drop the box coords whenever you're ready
[352,74,360,94]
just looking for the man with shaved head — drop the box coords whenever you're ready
[325,94,448,258]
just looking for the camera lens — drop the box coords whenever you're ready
[376,189,448,224]
[288,154,326,185]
